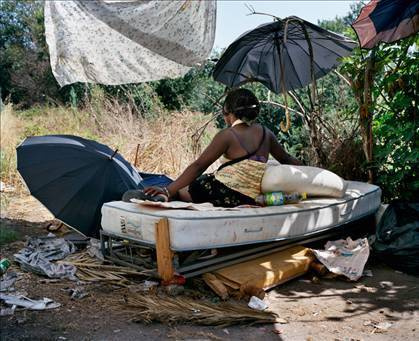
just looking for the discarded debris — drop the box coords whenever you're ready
[248,296,268,311]
[202,273,229,300]
[0,258,11,275]
[364,320,393,333]
[363,269,373,277]
[0,307,16,316]
[123,294,278,327]
[0,181,15,193]
[0,293,60,310]
[312,237,370,281]
[87,238,104,261]
[0,272,19,292]
[14,234,77,280]
[62,287,89,300]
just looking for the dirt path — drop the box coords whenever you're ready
[1,194,418,340]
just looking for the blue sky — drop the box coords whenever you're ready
[214,0,358,49]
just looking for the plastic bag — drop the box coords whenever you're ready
[373,203,419,275]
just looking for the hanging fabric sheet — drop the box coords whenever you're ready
[44,0,216,86]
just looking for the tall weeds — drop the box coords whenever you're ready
[0,91,216,193]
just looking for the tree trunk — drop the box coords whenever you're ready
[361,53,375,183]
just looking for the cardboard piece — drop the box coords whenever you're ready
[213,246,313,291]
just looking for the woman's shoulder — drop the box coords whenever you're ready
[253,123,274,136]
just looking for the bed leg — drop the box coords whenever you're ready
[155,218,175,282]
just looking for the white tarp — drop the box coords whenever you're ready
[44,0,216,86]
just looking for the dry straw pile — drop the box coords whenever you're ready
[123,293,279,327]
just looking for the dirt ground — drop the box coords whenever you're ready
[1,193,418,341]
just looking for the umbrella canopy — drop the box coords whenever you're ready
[213,16,357,94]
[17,135,142,237]
[352,0,419,49]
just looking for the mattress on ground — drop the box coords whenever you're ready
[101,181,381,251]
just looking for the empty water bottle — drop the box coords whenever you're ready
[255,192,307,206]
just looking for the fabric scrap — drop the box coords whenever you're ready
[14,235,77,280]
[44,0,216,86]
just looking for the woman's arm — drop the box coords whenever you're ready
[269,130,302,165]
[146,130,230,197]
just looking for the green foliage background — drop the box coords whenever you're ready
[0,0,417,202]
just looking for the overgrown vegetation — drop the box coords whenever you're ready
[0,1,417,202]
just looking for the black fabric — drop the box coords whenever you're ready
[188,174,256,207]
[218,126,266,171]
[16,135,142,238]
[371,0,419,32]
[373,203,419,276]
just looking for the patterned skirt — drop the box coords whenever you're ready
[188,174,256,208]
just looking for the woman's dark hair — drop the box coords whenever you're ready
[224,88,260,121]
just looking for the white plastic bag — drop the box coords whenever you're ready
[312,237,370,281]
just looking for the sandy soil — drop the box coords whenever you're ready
[1,193,418,340]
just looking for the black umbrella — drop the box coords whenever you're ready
[17,135,142,237]
[352,0,419,49]
[213,16,357,94]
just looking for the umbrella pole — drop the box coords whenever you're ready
[274,37,291,133]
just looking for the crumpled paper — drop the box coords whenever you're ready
[312,237,370,281]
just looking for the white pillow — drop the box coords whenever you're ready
[261,164,347,198]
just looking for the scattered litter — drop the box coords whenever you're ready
[354,284,377,293]
[1,307,16,316]
[0,272,19,292]
[87,238,104,261]
[364,320,393,333]
[123,294,278,326]
[248,296,268,311]
[363,269,373,277]
[375,322,393,330]
[57,337,67,341]
[62,287,89,300]
[0,293,60,310]
[0,181,15,193]
[312,237,369,281]
[379,281,393,289]
[0,258,11,275]
[164,284,184,296]
[113,329,121,333]
[223,328,229,335]
[14,235,77,280]
[144,280,159,288]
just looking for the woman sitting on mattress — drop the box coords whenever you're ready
[123,88,301,207]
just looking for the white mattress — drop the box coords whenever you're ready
[101,181,381,251]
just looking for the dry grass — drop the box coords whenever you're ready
[62,252,152,286]
[0,91,217,195]
[123,293,279,327]
[0,104,25,188]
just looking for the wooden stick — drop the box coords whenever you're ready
[155,218,174,282]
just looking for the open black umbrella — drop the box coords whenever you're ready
[352,0,419,49]
[17,135,142,237]
[213,16,357,94]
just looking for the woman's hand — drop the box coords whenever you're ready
[144,186,169,201]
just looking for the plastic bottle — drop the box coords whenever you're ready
[0,258,11,275]
[255,192,307,206]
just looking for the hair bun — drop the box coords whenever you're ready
[224,89,260,121]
